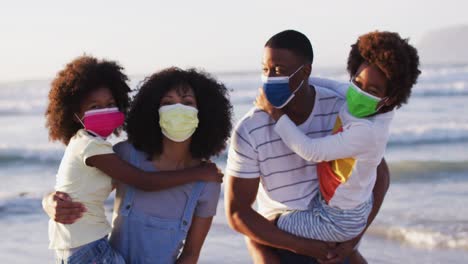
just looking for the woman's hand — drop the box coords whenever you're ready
[42,191,86,224]
[195,162,224,183]
[254,88,285,121]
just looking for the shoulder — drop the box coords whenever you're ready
[71,129,112,150]
[113,140,132,156]
[200,182,221,199]
[309,77,348,99]
[234,107,272,133]
[113,140,146,162]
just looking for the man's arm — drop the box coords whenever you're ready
[323,158,390,264]
[225,176,330,259]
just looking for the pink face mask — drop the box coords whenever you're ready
[76,107,125,138]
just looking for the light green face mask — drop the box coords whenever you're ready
[159,103,199,142]
[346,81,384,118]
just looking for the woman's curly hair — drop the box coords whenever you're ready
[126,67,233,160]
[45,55,131,145]
[347,31,421,109]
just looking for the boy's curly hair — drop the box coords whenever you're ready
[45,55,131,145]
[347,31,421,110]
[126,67,233,160]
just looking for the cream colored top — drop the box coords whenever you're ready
[49,129,114,249]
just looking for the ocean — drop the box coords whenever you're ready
[1,64,467,263]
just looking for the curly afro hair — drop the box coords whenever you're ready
[45,55,131,145]
[126,67,233,160]
[347,31,421,110]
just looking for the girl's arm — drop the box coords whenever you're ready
[274,115,373,162]
[176,216,213,264]
[86,154,222,192]
[308,77,348,98]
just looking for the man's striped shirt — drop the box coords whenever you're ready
[226,85,345,217]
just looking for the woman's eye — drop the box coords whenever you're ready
[108,103,116,107]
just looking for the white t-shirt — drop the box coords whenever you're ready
[49,129,114,249]
[226,85,345,217]
[275,98,393,209]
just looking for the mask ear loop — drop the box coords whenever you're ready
[74,113,85,128]
[289,64,305,78]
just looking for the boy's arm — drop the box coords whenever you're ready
[86,154,222,192]
[274,115,372,162]
[176,216,213,264]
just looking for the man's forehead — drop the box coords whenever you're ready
[262,47,302,65]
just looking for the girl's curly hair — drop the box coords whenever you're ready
[45,55,131,145]
[126,67,233,160]
[347,31,421,110]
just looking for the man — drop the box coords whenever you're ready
[225,30,390,263]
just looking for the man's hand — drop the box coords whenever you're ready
[293,240,336,260]
[255,88,284,121]
[195,162,224,183]
[42,191,86,224]
[318,239,358,264]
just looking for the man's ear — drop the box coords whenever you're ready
[303,64,312,79]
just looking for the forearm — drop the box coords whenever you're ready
[228,204,321,253]
[177,216,213,264]
[88,154,203,191]
[275,115,359,162]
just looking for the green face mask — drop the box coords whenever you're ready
[346,81,384,118]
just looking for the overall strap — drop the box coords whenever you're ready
[179,181,206,232]
[119,147,139,216]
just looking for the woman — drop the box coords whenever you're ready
[44,67,233,263]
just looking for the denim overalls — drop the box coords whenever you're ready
[109,148,205,264]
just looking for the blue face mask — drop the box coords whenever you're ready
[261,65,305,108]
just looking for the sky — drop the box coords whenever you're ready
[1,0,467,82]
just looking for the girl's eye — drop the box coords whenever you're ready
[107,102,116,107]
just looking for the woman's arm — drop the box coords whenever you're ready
[86,154,223,192]
[176,216,213,264]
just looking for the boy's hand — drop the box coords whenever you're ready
[195,162,223,183]
[42,191,86,224]
[255,88,284,121]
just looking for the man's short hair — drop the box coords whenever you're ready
[265,30,314,63]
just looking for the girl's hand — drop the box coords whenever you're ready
[42,191,86,224]
[195,162,224,183]
[254,88,285,121]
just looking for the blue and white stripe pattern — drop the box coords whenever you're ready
[226,85,345,217]
[277,194,373,242]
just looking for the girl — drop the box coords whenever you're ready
[45,56,222,263]
[256,31,421,259]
